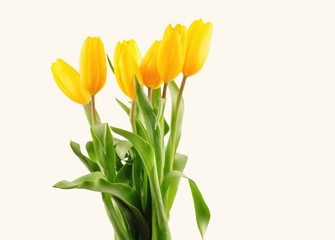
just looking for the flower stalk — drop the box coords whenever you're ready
[91,95,97,125]
[130,100,136,133]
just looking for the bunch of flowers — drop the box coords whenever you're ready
[52,19,213,240]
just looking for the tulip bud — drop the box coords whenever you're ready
[114,40,143,100]
[140,41,163,89]
[157,24,186,83]
[80,37,107,96]
[51,58,90,105]
[164,24,187,64]
[182,19,213,77]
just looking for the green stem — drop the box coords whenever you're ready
[91,95,96,125]
[162,83,168,99]
[130,100,137,134]
[148,87,152,102]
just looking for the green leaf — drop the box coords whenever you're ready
[115,140,133,160]
[165,81,185,174]
[83,103,101,126]
[166,152,188,217]
[116,98,149,141]
[70,141,100,172]
[111,126,171,240]
[111,127,153,177]
[116,98,130,115]
[189,180,211,239]
[114,164,132,185]
[151,87,161,108]
[91,123,116,182]
[154,97,166,130]
[134,77,164,183]
[163,119,170,136]
[54,172,139,209]
[161,171,210,239]
[151,87,169,136]
[107,54,114,73]
[54,172,149,240]
[85,141,97,162]
[83,105,93,126]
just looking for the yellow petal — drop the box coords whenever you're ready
[51,58,90,105]
[182,19,213,77]
[140,41,163,89]
[174,24,187,64]
[80,37,107,95]
[113,40,143,100]
[157,30,183,83]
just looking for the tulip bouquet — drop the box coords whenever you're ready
[52,19,213,240]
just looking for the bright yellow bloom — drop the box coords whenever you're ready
[164,24,187,64]
[51,58,90,105]
[140,41,163,89]
[80,37,107,96]
[114,40,143,100]
[157,24,186,83]
[182,19,213,77]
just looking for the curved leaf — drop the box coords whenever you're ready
[166,152,188,216]
[134,77,165,183]
[115,140,133,160]
[54,172,150,239]
[165,81,185,174]
[91,123,116,182]
[116,98,149,141]
[70,141,100,172]
[53,172,140,209]
[107,54,115,73]
[162,171,210,239]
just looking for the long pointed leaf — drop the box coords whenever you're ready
[54,172,149,239]
[134,77,165,183]
[165,81,184,174]
[91,123,116,182]
[166,152,188,217]
[162,171,210,239]
[70,141,100,172]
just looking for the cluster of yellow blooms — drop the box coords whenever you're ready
[51,19,212,104]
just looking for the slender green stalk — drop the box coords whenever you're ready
[91,95,96,125]
[130,100,136,133]
[148,87,152,102]
[165,75,187,174]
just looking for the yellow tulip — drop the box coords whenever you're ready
[140,41,163,89]
[163,24,187,64]
[51,58,90,105]
[114,40,143,100]
[182,19,213,77]
[157,24,186,83]
[80,37,107,96]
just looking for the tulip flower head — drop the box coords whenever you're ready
[114,40,143,100]
[182,19,213,77]
[80,37,107,96]
[157,23,186,83]
[140,40,163,89]
[51,58,90,105]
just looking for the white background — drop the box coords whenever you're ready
[0,0,334,239]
